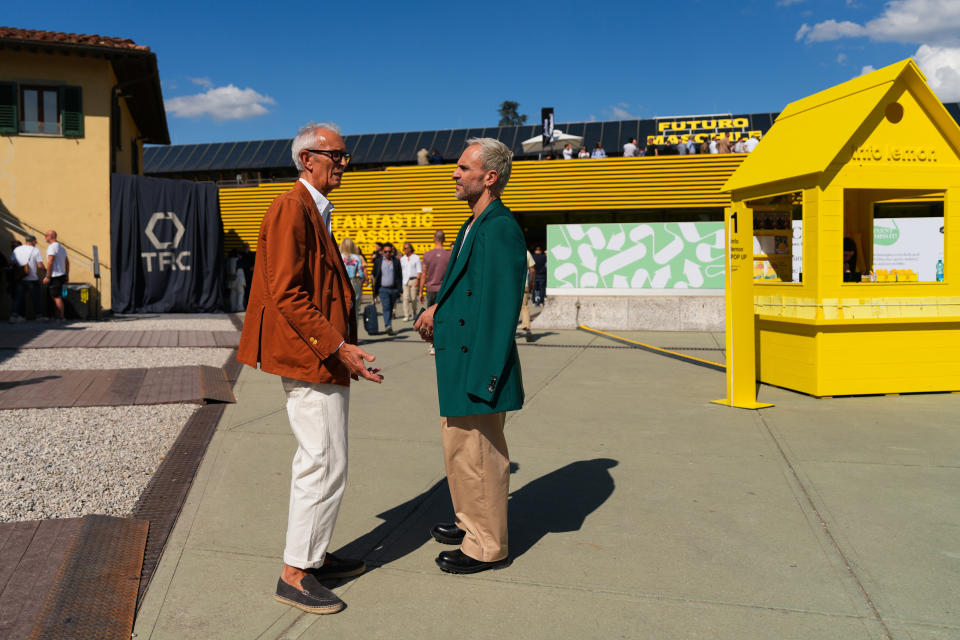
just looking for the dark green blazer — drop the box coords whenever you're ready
[433,199,527,417]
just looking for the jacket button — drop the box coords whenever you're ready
[466,290,472,296]
[461,346,468,353]
[458,319,465,326]
[309,337,318,345]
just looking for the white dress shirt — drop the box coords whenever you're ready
[299,178,333,234]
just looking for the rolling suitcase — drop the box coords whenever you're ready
[363,303,379,335]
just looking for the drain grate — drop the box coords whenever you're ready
[29,515,148,640]
[131,402,225,606]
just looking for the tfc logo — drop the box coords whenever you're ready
[141,212,191,272]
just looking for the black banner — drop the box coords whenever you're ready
[541,107,554,147]
[110,174,224,313]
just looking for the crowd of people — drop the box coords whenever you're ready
[4,229,70,323]
[336,233,547,347]
[545,132,760,160]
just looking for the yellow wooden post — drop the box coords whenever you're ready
[713,203,773,409]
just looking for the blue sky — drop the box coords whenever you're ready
[7,0,960,145]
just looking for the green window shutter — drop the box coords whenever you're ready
[0,82,17,134]
[60,85,83,137]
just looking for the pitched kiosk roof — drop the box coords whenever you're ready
[723,59,960,193]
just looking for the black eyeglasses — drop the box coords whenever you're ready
[307,149,352,165]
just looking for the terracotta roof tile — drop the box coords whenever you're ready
[0,27,150,52]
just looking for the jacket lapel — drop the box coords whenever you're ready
[292,182,353,311]
[436,200,504,305]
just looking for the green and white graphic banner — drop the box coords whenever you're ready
[547,222,725,293]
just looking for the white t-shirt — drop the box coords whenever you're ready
[400,253,421,281]
[623,142,638,157]
[12,245,43,281]
[744,137,759,152]
[46,242,67,277]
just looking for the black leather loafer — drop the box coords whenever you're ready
[309,552,366,580]
[274,575,345,614]
[431,522,465,545]
[435,549,511,574]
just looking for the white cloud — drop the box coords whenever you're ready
[604,102,640,120]
[190,77,213,88]
[860,65,876,75]
[837,53,848,64]
[913,44,960,101]
[799,19,865,42]
[799,0,960,45]
[165,85,276,120]
[777,0,806,6]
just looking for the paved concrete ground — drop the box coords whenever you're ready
[134,323,959,640]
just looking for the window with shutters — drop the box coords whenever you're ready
[0,83,83,137]
[21,86,60,134]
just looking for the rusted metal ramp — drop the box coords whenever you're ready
[0,515,148,640]
[0,365,235,409]
[0,329,240,350]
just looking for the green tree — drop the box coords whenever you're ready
[498,101,528,126]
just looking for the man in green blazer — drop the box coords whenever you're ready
[414,138,527,573]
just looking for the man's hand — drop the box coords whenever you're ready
[335,343,383,383]
[413,304,437,343]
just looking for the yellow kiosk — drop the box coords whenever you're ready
[723,59,960,397]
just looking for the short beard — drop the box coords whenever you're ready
[455,181,484,202]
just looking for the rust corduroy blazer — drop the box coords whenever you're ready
[237,181,358,385]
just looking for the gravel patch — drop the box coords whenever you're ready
[0,347,235,371]
[0,404,198,522]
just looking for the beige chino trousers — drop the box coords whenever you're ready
[441,412,509,562]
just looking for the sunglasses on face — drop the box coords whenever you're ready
[307,149,352,165]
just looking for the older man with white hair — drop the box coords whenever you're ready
[238,122,383,615]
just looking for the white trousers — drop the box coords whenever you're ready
[281,377,350,569]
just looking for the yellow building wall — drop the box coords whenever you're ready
[220,154,747,258]
[0,50,138,309]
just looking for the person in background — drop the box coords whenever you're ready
[716,133,731,154]
[531,245,547,306]
[685,136,697,155]
[699,137,710,154]
[676,138,688,155]
[340,237,366,325]
[591,142,607,159]
[43,230,68,323]
[518,249,536,342]
[226,249,247,312]
[399,241,422,321]
[744,134,760,152]
[843,237,862,282]
[429,149,443,164]
[733,136,745,153]
[578,145,590,159]
[372,242,403,335]
[709,136,719,154]
[10,235,44,323]
[420,230,452,356]
[561,143,573,160]
[416,148,430,165]
[622,138,638,157]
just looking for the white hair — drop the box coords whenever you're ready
[292,121,342,172]
[466,137,512,197]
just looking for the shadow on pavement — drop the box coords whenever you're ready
[507,458,619,558]
[332,458,618,574]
